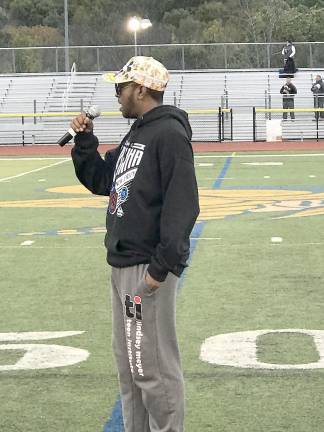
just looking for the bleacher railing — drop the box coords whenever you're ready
[253,108,324,142]
[0,108,232,145]
[1,42,324,73]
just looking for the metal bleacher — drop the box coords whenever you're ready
[0,69,323,144]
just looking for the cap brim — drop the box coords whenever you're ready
[102,72,133,85]
[102,72,117,83]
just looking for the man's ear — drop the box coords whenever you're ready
[137,85,148,100]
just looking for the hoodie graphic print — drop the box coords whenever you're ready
[108,141,145,218]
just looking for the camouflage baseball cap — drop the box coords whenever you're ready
[103,56,169,92]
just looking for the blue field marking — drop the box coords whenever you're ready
[213,154,234,189]
[189,222,205,259]
[103,398,124,432]
[102,154,234,432]
[178,221,206,291]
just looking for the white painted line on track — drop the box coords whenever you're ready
[242,162,283,166]
[0,159,70,182]
[195,153,324,159]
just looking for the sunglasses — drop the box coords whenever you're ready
[115,82,135,97]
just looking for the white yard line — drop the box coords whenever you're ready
[195,153,324,159]
[191,237,222,240]
[0,159,70,182]
[0,245,105,249]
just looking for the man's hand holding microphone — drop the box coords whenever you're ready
[70,112,93,134]
[57,105,101,146]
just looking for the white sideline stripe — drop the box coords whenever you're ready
[1,241,324,249]
[195,153,324,159]
[191,237,222,240]
[0,157,70,161]
[0,246,105,249]
[0,159,70,182]
[242,162,283,166]
[2,153,324,161]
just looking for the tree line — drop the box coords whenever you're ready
[1,0,324,72]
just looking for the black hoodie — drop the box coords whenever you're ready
[71,105,200,282]
[311,79,324,95]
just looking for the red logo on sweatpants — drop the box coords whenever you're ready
[134,296,142,304]
[125,294,142,320]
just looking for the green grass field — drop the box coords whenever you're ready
[1,151,324,432]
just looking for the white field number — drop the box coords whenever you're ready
[0,331,89,371]
[200,329,324,369]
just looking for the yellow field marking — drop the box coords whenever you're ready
[90,227,106,233]
[1,189,324,221]
[47,185,90,194]
[17,227,107,236]
[57,229,80,235]
[0,197,106,208]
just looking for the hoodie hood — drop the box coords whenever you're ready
[132,105,192,140]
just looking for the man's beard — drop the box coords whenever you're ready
[121,93,138,119]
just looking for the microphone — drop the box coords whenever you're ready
[57,105,101,147]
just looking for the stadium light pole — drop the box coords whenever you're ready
[128,17,152,56]
[64,0,70,72]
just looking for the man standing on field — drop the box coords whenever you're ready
[70,56,199,431]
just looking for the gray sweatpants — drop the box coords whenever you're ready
[111,264,184,432]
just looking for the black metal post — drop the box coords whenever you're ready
[264,90,268,120]
[22,116,25,146]
[218,107,221,142]
[230,108,233,141]
[222,111,225,141]
[253,107,256,142]
[33,100,37,124]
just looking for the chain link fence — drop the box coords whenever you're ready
[1,42,324,73]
